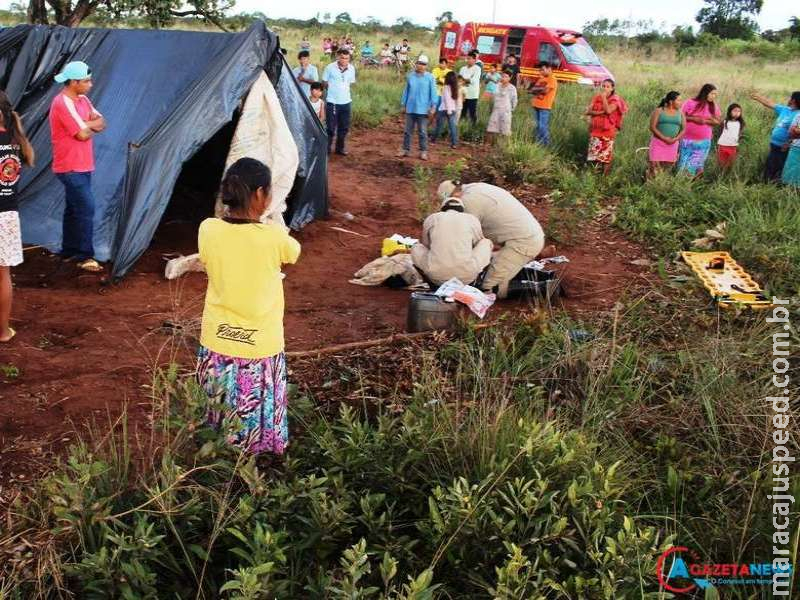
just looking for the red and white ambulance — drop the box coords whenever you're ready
[439,22,613,86]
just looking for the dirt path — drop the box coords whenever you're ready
[0,118,650,489]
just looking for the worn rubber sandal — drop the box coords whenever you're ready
[0,327,16,343]
[77,259,103,272]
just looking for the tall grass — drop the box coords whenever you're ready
[2,291,795,597]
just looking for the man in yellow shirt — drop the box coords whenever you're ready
[431,58,452,99]
[529,62,558,146]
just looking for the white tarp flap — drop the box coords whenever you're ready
[216,70,300,226]
[166,72,300,280]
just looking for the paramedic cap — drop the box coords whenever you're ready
[437,180,456,200]
[441,196,464,210]
[417,54,429,65]
[54,61,91,83]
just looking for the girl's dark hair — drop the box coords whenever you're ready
[221,158,271,211]
[790,91,800,107]
[602,78,616,96]
[658,90,680,109]
[444,70,458,101]
[724,103,745,131]
[692,83,717,114]
[0,90,34,166]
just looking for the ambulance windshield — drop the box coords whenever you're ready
[560,40,601,66]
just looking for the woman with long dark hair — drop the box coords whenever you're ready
[432,70,460,148]
[197,157,301,455]
[0,89,34,343]
[585,78,628,175]
[677,83,721,177]
[647,91,685,177]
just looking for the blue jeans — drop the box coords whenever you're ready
[57,171,95,260]
[433,111,458,146]
[533,108,551,146]
[326,102,351,153]
[403,113,429,152]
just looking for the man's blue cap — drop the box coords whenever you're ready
[54,61,91,83]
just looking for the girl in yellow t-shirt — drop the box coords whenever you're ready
[197,157,301,455]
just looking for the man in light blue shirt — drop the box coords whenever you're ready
[322,49,356,155]
[292,50,319,98]
[398,55,438,160]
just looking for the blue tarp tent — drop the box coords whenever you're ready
[0,21,328,278]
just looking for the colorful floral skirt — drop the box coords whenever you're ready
[197,346,288,454]
[587,136,615,164]
[782,146,800,187]
[678,138,712,175]
[0,210,23,267]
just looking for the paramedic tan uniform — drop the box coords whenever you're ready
[411,210,493,286]
[460,183,545,296]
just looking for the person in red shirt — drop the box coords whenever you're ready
[49,61,106,272]
[585,78,628,175]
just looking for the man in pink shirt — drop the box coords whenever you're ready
[49,61,106,272]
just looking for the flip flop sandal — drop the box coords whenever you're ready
[0,327,16,343]
[77,259,103,272]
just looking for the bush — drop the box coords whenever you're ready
[3,327,678,598]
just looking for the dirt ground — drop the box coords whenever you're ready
[0,119,651,490]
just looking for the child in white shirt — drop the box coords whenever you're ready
[717,103,743,169]
[309,82,325,122]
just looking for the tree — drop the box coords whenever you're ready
[790,16,800,40]
[362,16,383,29]
[26,0,234,29]
[436,11,454,26]
[695,0,763,40]
[335,12,352,24]
[583,18,626,38]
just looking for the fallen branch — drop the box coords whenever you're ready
[330,226,368,238]
[287,323,493,359]
[287,331,436,359]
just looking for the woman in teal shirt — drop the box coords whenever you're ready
[648,91,686,177]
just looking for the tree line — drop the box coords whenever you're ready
[585,0,798,43]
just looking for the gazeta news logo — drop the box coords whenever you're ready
[656,546,793,593]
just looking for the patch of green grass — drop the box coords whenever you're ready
[0,363,19,379]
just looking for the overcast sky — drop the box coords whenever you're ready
[233,0,796,32]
